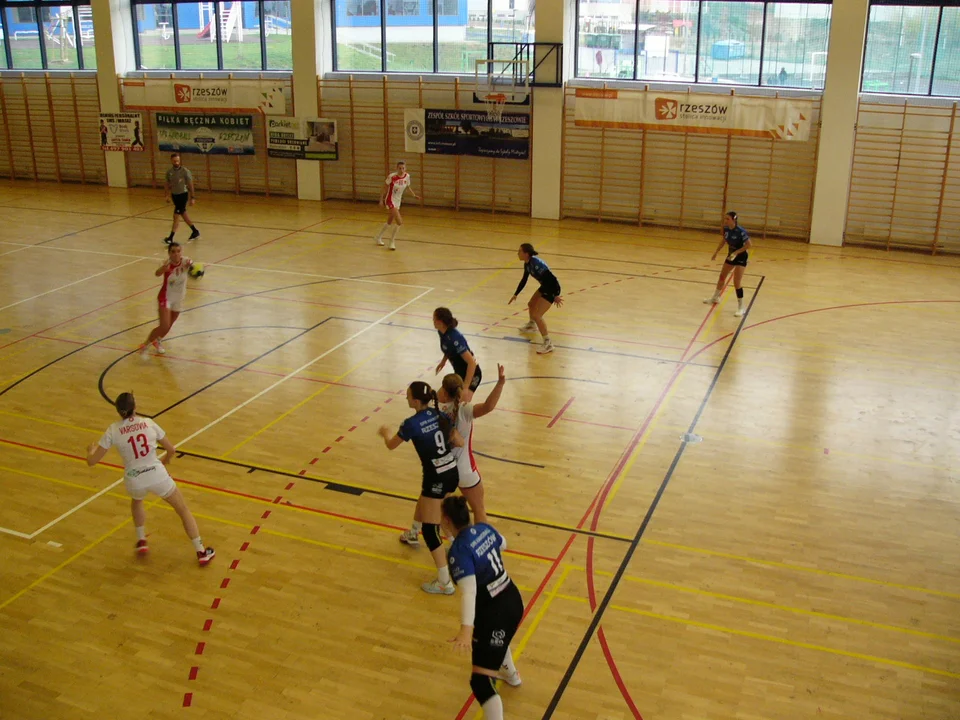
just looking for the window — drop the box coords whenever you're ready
[334,0,533,73]
[863,2,957,96]
[576,0,832,87]
[131,0,292,70]
[0,0,95,69]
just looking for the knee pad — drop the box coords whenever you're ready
[470,673,498,706]
[422,523,442,552]
[736,287,744,299]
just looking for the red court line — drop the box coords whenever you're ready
[547,397,576,429]
[0,285,155,353]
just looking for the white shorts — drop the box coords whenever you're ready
[124,463,177,500]
[457,453,482,490]
[160,296,184,313]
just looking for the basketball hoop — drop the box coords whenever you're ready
[483,92,508,123]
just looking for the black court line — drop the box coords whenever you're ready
[331,315,712,368]
[33,205,169,246]
[541,275,766,720]
[95,324,318,415]
[472,451,545,469]
[175,449,630,543]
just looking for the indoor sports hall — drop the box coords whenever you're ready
[1,1,959,719]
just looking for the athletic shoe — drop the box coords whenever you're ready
[399,529,420,548]
[703,296,720,304]
[163,236,173,245]
[519,321,536,332]
[197,547,216,566]
[188,229,200,241]
[389,238,396,250]
[139,343,150,357]
[734,307,746,317]
[152,339,165,355]
[500,670,522,687]
[135,539,149,554]
[421,579,455,595]
[376,236,385,246]
[536,339,555,355]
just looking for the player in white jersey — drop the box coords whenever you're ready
[86,392,216,565]
[140,242,195,356]
[375,160,419,250]
[399,365,506,547]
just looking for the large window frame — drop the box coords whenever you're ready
[574,0,833,88]
[131,0,291,71]
[862,0,960,97]
[332,0,526,73]
[0,0,95,70]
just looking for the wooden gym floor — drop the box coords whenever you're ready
[0,180,958,720]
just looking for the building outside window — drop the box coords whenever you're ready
[1,0,97,69]
[131,0,292,71]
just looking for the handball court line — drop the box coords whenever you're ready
[0,286,435,541]
[0,258,145,313]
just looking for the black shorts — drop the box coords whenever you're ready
[172,192,189,215]
[421,466,459,499]
[724,251,748,268]
[538,286,561,304]
[464,365,482,392]
[472,583,524,671]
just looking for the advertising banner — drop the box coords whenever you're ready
[122,78,286,115]
[574,89,813,141]
[267,117,339,160]
[156,113,255,155]
[99,112,145,152]
[404,108,529,159]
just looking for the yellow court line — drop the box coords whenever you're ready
[513,566,573,659]
[612,573,960,645]
[643,539,960,601]
[653,422,956,474]
[0,464,102,493]
[554,593,960,681]
[223,262,517,457]
[0,498,161,613]
[0,410,102,435]
[602,291,732,510]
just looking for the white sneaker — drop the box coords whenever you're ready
[399,529,420,548]
[153,339,165,355]
[421,579,456,595]
[519,321,536,332]
[536,339,555,355]
[703,296,720,304]
[734,307,746,317]
[376,236,385,246]
[500,670,522,687]
[389,238,396,250]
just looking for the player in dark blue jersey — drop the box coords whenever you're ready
[443,496,523,719]
[509,243,563,355]
[705,210,753,317]
[379,380,463,595]
[433,307,482,400]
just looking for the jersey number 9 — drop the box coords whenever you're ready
[434,430,447,454]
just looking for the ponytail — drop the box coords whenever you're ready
[409,381,451,440]
[115,392,136,419]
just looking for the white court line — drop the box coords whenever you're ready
[15,285,434,540]
[0,243,432,290]
[0,526,32,539]
[0,259,145,313]
[0,245,34,258]
[208,262,433,289]
[0,240,158,261]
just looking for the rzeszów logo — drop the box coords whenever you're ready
[174,83,229,106]
[655,98,678,120]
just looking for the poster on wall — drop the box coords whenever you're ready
[121,78,287,115]
[404,108,529,160]
[267,117,339,160]
[573,89,814,141]
[99,113,145,152]
[156,113,255,155]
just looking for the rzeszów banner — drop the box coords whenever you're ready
[574,89,813,141]
[121,79,286,115]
